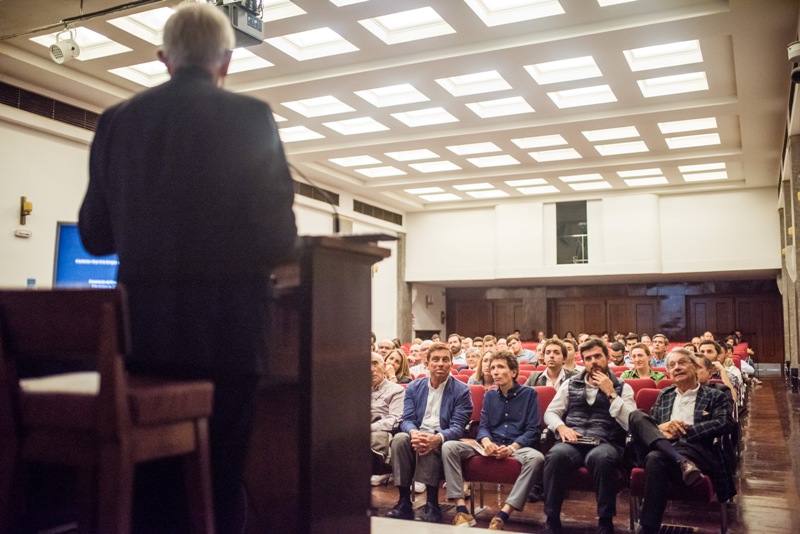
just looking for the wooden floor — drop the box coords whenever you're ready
[371,377,800,533]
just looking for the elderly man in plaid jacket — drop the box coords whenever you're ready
[628,348,736,534]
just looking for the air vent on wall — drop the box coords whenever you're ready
[353,200,402,226]
[0,81,98,131]
[293,181,339,206]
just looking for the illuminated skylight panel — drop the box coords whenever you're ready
[547,85,617,108]
[409,161,461,173]
[624,40,703,72]
[31,28,131,61]
[107,7,174,45]
[560,173,603,183]
[330,0,369,6]
[529,148,582,162]
[354,84,429,107]
[323,117,389,135]
[524,56,602,85]
[385,149,438,161]
[595,141,649,156]
[356,166,406,178]
[569,181,612,191]
[682,171,728,182]
[468,189,510,199]
[466,0,565,27]
[278,126,325,143]
[665,133,721,149]
[624,176,668,187]
[467,154,520,167]
[266,27,358,60]
[420,193,462,202]
[447,142,501,155]
[658,117,717,134]
[273,113,287,122]
[406,187,444,194]
[109,60,168,87]
[391,107,459,127]
[582,126,639,142]
[512,134,566,149]
[678,162,726,173]
[518,185,560,195]
[261,0,306,22]
[466,97,534,118]
[505,178,548,187]
[227,48,274,74]
[454,183,494,191]
[617,168,662,178]
[436,70,512,97]
[598,0,638,5]
[638,72,708,98]
[359,7,455,45]
[282,95,354,117]
[329,155,382,167]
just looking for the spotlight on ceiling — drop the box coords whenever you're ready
[49,29,80,64]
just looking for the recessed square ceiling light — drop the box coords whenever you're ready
[518,185,560,195]
[356,166,406,178]
[617,168,662,177]
[454,182,494,191]
[278,126,325,143]
[282,95,355,117]
[547,85,617,108]
[31,27,131,61]
[569,181,613,191]
[466,97,534,118]
[595,141,649,156]
[266,27,358,61]
[409,161,462,173]
[658,117,717,134]
[329,155,382,167]
[665,133,721,149]
[505,178,548,187]
[466,0,565,27]
[582,126,639,142]
[468,189,510,199]
[436,70,512,97]
[391,107,459,127]
[559,173,604,183]
[261,0,306,22]
[683,171,728,182]
[359,7,455,45]
[678,162,726,173]
[638,72,708,98]
[529,148,582,162]
[330,0,368,6]
[107,7,174,45]
[109,60,168,87]
[272,113,287,122]
[323,117,389,135]
[406,187,445,194]
[228,48,274,73]
[420,193,462,202]
[624,39,703,72]
[598,0,638,5]
[624,176,668,187]
[524,56,602,85]
[354,84,429,107]
[385,149,439,161]
[467,155,520,167]
[512,134,567,149]
[446,142,501,155]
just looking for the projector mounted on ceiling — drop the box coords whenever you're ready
[214,0,265,48]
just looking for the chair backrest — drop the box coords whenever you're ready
[468,385,485,424]
[652,366,669,377]
[454,374,470,383]
[519,364,537,372]
[657,378,675,389]
[461,368,476,377]
[610,365,629,374]
[533,386,557,429]
[729,355,741,370]
[622,378,657,395]
[635,388,660,412]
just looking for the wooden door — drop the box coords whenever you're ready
[493,299,524,337]
[687,296,735,338]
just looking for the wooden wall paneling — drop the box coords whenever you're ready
[452,299,492,338]
[634,301,656,336]
[582,300,606,335]
[607,299,630,334]
[736,296,784,364]
[553,301,579,338]
[688,298,709,337]
[493,299,523,337]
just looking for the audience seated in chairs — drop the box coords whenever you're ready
[370,352,406,487]
[409,339,432,378]
[384,348,413,384]
[468,350,496,387]
[457,347,482,373]
[621,343,668,383]
[525,338,578,390]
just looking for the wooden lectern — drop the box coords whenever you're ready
[244,236,391,534]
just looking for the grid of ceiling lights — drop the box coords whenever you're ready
[27,0,727,202]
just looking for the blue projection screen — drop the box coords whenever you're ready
[53,222,119,288]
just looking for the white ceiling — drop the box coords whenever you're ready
[1,0,798,216]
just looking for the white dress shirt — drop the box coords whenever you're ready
[420,376,448,433]
[670,383,700,425]
[544,376,636,433]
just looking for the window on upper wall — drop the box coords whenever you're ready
[556,201,588,264]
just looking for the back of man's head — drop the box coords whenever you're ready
[162,3,234,72]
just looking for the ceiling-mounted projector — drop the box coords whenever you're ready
[215,1,265,48]
[49,29,80,64]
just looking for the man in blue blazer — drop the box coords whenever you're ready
[79,4,297,532]
[387,342,472,523]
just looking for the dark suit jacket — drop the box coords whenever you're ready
[79,67,297,375]
[400,376,472,443]
[651,384,736,500]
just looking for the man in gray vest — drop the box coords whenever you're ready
[542,337,636,534]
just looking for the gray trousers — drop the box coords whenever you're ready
[391,432,443,487]
[442,440,544,512]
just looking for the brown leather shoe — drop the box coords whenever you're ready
[680,459,703,486]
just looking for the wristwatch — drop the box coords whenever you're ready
[608,392,618,401]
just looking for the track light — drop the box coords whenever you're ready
[49,29,80,64]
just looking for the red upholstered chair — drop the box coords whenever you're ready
[519,364,537,372]
[0,288,215,534]
[400,343,411,355]
[466,385,486,438]
[634,388,660,413]
[461,368,476,377]
[454,374,470,383]
[610,366,630,375]
[622,378,657,396]
[652,367,669,377]
[729,356,741,371]
[657,379,674,389]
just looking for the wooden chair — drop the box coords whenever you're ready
[0,288,215,534]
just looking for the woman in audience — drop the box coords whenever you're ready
[468,350,496,386]
[457,347,481,373]
[384,348,412,384]
[564,330,575,340]
[620,343,667,382]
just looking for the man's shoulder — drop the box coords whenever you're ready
[386,380,405,395]
[448,376,471,394]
